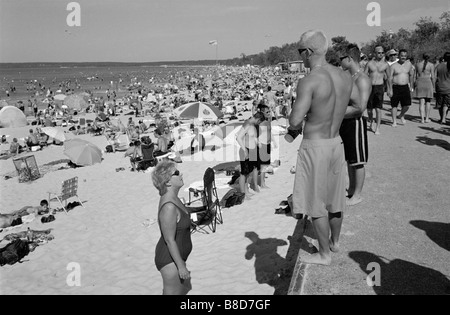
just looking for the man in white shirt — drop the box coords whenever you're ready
[386,49,399,66]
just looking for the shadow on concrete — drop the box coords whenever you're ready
[418,126,450,137]
[348,251,450,295]
[410,220,450,252]
[416,135,450,151]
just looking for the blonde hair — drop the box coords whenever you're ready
[299,30,329,55]
[151,160,177,196]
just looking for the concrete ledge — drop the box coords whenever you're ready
[287,217,310,295]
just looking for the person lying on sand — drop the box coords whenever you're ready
[0,200,51,229]
[9,200,51,217]
[0,213,21,229]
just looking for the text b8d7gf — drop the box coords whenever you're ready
[224,300,270,310]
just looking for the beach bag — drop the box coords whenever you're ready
[227,171,241,185]
[41,215,55,224]
[226,192,245,207]
[0,239,30,266]
[220,189,245,208]
[220,189,236,207]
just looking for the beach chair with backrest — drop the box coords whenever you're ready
[136,143,157,171]
[188,167,223,234]
[48,176,84,214]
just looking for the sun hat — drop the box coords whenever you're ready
[387,49,398,56]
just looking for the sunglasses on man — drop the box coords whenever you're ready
[298,48,313,55]
[172,170,180,177]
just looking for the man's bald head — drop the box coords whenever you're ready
[299,30,329,55]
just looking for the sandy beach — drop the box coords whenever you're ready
[1,96,449,295]
[0,108,305,295]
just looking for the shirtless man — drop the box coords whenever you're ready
[264,86,279,121]
[388,49,415,127]
[257,105,276,189]
[365,45,390,134]
[26,129,39,148]
[289,30,353,265]
[236,112,265,199]
[0,200,50,229]
[340,44,372,207]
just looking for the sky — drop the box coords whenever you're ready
[0,0,449,63]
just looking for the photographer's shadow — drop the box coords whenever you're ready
[348,251,450,295]
[245,232,290,294]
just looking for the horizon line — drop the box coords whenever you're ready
[0,60,226,65]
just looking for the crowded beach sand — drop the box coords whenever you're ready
[0,113,302,295]
[0,64,449,295]
[0,65,306,295]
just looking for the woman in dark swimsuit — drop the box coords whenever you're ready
[152,161,192,295]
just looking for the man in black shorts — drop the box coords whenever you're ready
[365,45,390,135]
[340,44,372,206]
[388,49,415,127]
[236,112,265,200]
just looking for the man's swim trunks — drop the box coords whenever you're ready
[339,116,368,166]
[292,137,346,218]
[368,84,384,109]
[391,84,412,107]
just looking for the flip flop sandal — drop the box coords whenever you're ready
[275,204,289,211]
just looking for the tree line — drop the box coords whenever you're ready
[223,10,450,67]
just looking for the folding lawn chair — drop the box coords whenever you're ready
[189,167,223,233]
[136,143,157,171]
[48,176,84,214]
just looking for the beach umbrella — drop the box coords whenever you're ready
[64,94,88,110]
[173,102,223,121]
[0,106,28,128]
[41,126,66,142]
[63,138,103,166]
[54,94,67,101]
